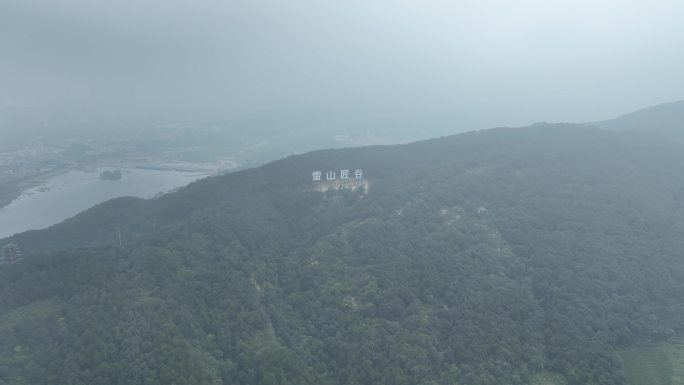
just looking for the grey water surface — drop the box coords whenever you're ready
[0,168,206,238]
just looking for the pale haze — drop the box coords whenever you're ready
[1,0,683,131]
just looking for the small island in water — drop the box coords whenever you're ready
[99,169,123,181]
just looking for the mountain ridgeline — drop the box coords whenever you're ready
[2,123,684,385]
[597,100,684,142]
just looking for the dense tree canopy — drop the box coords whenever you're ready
[2,124,684,384]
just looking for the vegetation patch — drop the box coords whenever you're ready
[528,372,566,385]
[0,299,61,332]
[669,339,684,385]
[620,345,674,385]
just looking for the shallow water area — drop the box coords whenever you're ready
[0,168,206,238]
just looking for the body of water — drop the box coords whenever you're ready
[0,168,207,239]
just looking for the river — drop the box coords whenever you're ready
[0,168,207,239]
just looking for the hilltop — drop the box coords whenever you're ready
[596,100,684,141]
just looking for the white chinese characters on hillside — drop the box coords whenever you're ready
[312,169,363,181]
[311,169,366,192]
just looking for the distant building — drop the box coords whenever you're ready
[1,244,22,264]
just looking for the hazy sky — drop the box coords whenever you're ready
[1,0,683,131]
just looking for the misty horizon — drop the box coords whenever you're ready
[2,0,683,132]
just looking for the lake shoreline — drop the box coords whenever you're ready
[0,167,209,239]
[0,165,76,210]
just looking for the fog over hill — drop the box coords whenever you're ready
[3,1,684,384]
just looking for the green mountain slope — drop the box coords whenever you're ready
[597,101,684,141]
[2,124,684,385]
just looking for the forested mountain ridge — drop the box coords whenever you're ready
[597,100,684,141]
[3,124,684,385]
